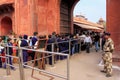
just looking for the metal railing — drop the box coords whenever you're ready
[0,44,70,80]
[47,39,82,67]
[0,39,82,80]
[21,47,70,80]
[21,39,82,67]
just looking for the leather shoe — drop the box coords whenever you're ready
[100,70,106,73]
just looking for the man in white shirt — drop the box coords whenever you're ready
[80,33,86,41]
[79,33,86,51]
[84,34,92,53]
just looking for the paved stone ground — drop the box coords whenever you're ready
[0,49,120,80]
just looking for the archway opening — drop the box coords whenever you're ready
[73,0,106,34]
[1,16,12,35]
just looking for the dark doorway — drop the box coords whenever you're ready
[60,0,71,34]
[60,0,79,35]
[1,16,12,35]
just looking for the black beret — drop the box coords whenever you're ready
[104,32,111,36]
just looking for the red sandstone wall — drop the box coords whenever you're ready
[14,0,32,35]
[14,0,60,36]
[0,0,14,4]
[107,0,120,50]
[36,0,60,35]
[0,0,78,36]
[0,0,60,36]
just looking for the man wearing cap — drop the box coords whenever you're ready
[20,35,28,67]
[101,32,114,77]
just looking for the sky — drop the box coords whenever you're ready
[74,0,106,22]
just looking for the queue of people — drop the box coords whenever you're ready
[0,31,106,70]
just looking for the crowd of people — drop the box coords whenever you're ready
[0,31,106,70]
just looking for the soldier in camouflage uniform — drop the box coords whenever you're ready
[101,32,114,77]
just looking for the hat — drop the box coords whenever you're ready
[23,35,28,39]
[104,32,111,36]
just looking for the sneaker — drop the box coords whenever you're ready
[106,74,112,77]
[100,70,106,73]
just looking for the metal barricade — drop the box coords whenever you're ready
[0,44,21,80]
[0,39,82,80]
[18,48,25,80]
[0,43,70,80]
[46,39,82,67]
[0,44,25,80]
[20,47,70,80]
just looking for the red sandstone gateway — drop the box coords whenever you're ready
[0,0,79,36]
[0,0,119,51]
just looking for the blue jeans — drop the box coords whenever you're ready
[0,57,2,67]
[23,51,28,65]
[75,44,79,53]
[95,41,99,51]
[71,46,75,55]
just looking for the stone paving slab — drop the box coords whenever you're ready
[0,51,120,80]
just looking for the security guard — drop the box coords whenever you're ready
[101,32,114,77]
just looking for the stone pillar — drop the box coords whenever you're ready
[107,0,120,51]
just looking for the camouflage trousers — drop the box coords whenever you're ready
[102,52,112,75]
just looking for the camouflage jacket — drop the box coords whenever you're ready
[103,38,114,52]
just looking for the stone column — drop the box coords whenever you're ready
[107,0,120,51]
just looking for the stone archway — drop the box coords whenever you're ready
[1,16,12,35]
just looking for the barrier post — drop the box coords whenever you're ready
[69,40,71,55]
[52,43,55,67]
[18,48,25,80]
[100,38,102,52]
[67,54,70,80]
[6,46,10,75]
